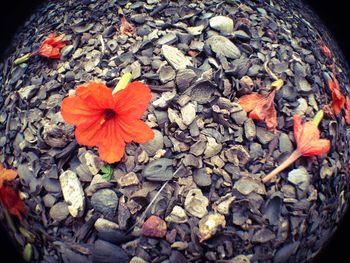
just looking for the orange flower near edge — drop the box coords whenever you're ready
[61,81,154,163]
[120,15,135,35]
[239,89,277,130]
[327,74,345,115]
[262,111,330,183]
[37,33,66,59]
[319,38,333,59]
[0,164,17,189]
[0,186,27,221]
[345,97,350,125]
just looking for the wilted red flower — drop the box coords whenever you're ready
[0,186,27,221]
[239,89,277,130]
[37,32,66,59]
[120,15,134,35]
[61,80,154,163]
[262,111,330,183]
[327,74,345,115]
[319,38,333,59]
[14,32,66,65]
[345,97,350,125]
[142,215,167,238]
[0,164,17,189]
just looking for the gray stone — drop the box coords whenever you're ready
[59,170,85,217]
[143,158,174,181]
[252,228,276,243]
[250,142,263,160]
[204,137,222,158]
[231,110,248,125]
[181,102,197,126]
[176,68,197,92]
[279,133,293,153]
[161,45,192,70]
[256,127,275,144]
[49,202,69,222]
[65,71,75,82]
[159,65,175,83]
[43,194,57,208]
[206,35,241,59]
[244,119,256,141]
[287,167,310,191]
[157,33,178,45]
[296,77,312,93]
[91,189,118,216]
[193,168,212,187]
[141,129,164,156]
[94,218,120,232]
[61,45,74,59]
[18,85,38,100]
[209,16,234,34]
[234,177,266,195]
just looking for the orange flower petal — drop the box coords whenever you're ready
[0,164,17,189]
[0,186,27,221]
[328,78,345,115]
[264,106,277,130]
[76,81,116,109]
[114,82,152,119]
[293,115,330,156]
[61,96,104,126]
[301,139,331,156]
[239,93,263,112]
[98,120,126,163]
[345,97,350,125]
[240,91,277,131]
[118,118,154,143]
[74,118,106,147]
[38,33,66,59]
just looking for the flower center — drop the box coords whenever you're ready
[100,109,116,125]
[104,109,116,120]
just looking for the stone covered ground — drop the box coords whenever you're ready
[0,0,350,262]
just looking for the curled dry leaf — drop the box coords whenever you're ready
[120,15,135,35]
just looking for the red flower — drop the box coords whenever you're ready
[120,15,134,35]
[37,33,66,59]
[262,111,330,183]
[61,80,154,163]
[0,186,27,221]
[327,75,345,116]
[345,97,350,125]
[293,115,331,156]
[319,38,333,59]
[0,164,17,189]
[239,89,277,130]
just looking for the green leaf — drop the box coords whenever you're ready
[23,243,33,262]
[100,165,113,182]
[101,172,112,182]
